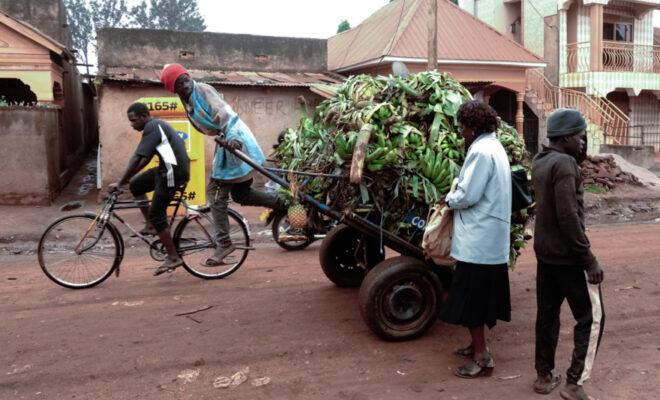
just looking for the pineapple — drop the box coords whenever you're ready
[286,172,308,229]
[287,203,308,229]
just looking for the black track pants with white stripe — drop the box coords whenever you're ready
[535,261,605,385]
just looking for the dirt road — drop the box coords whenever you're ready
[1,222,659,400]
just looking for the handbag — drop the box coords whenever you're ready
[422,202,456,266]
[511,168,532,212]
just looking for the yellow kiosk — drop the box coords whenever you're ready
[137,97,206,206]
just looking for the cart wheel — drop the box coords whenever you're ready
[319,224,384,288]
[359,256,442,341]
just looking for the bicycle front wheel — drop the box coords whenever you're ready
[175,210,250,279]
[38,214,120,289]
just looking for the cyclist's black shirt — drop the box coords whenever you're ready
[135,119,190,187]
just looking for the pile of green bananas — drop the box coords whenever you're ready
[275,71,532,266]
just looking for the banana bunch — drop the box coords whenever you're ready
[497,119,527,165]
[420,148,459,194]
[334,131,358,161]
[275,71,533,267]
[438,131,464,162]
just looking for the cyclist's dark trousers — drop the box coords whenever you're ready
[129,168,180,232]
[208,178,283,244]
[535,261,605,386]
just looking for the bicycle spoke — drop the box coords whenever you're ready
[39,215,118,288]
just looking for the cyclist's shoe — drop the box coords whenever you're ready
[203,243,236,266]
[154,257,183,276]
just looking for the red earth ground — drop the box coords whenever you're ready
[1,221,659,400]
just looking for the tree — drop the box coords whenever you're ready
[64,0,206,70]
[64,0,129,72]
[131,0,207,31]
[89,0,129,30]
[63,0,93,68]
[337,19,351,33]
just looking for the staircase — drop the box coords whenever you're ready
[525,69,629,148]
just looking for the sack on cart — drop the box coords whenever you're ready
[422,203,456,266]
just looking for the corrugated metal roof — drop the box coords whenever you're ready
[328,0,543,71]
[103,67,342,87]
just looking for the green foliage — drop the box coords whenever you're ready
[275,72,532,266]
[130,0,207,31]
[337,20,351,33]
[585,184,606,194]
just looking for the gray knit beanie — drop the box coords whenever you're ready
[546,108,587,138]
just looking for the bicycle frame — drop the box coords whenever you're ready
[80,191,200,254]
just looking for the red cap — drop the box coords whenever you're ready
[160,63,188,93]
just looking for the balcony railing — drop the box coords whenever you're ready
[567,41,660,73]
[526,69,629,144]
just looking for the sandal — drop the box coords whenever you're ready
[534,371,562,395]
[454,355,494,379]
[154,258,183,276]
[203,243,236,267]
[454,344,474,357]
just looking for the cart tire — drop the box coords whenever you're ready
[319,224,384,288]
[359,256,442,341]
[271,211,314,251]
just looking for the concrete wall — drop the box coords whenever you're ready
[522,0,557,59]
[97,83,323,186]
[0,108,60,205]
[600,144,656,169]
[97,28,327,73]
[543,14,560,85]
[0,0,71,47]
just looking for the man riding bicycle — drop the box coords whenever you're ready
[108,102,190,275]
[160,63,285,266]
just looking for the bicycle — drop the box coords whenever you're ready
[37,189,252,289]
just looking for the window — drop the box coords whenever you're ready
[603,22,633,42]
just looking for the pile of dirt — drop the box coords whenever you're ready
[581,155,642,191]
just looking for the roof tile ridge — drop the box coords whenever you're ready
[383,0,420,56]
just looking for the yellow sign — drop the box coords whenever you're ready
[137,97,206,206]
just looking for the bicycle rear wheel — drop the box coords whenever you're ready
[38,214,120,289]
[175,210,250,279]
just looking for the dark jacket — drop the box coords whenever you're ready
[531,147,597,266]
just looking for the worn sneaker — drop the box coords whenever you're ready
[560,383,590,400]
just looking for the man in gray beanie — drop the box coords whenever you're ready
[531,108,604,400]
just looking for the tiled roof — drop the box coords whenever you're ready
[329,0,544,72]
[103,67,343,87]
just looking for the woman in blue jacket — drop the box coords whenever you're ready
[442,101,512,378]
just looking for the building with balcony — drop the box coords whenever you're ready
[328,0,545,153]
[459,0,660,154]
